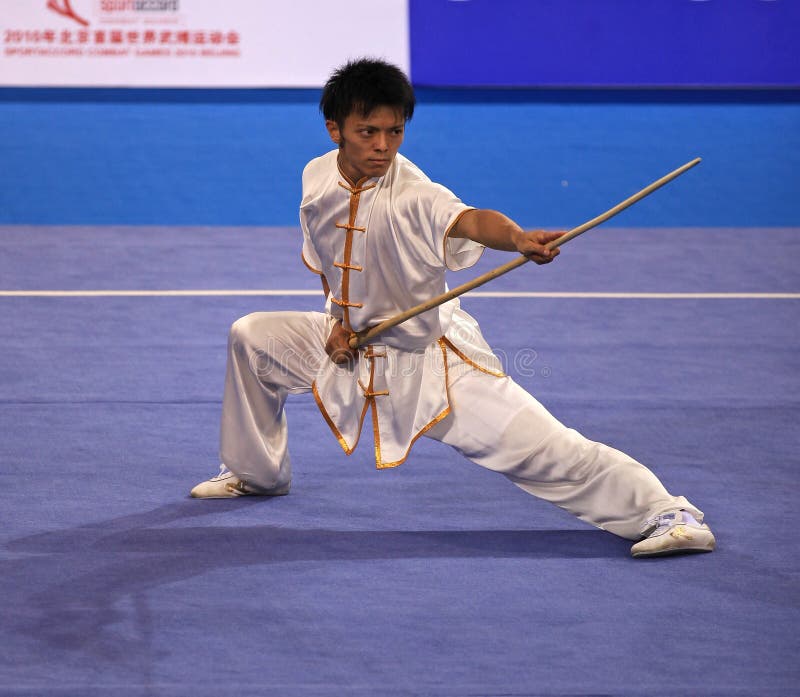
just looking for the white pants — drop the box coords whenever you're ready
[220,311,702,540]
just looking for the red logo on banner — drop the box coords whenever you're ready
[47,0,89,27]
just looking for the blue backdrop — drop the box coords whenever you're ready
[1,92,798,227]
[409,0,800,87]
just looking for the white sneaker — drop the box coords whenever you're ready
[189,465,290,499]
[630,510,716,558]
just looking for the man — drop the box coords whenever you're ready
[191,58,715,558]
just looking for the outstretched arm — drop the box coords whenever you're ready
[450,209,563,265]
[349,158,702,349]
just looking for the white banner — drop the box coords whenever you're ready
[1,0,409,87]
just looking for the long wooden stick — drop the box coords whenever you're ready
[350,157,701,349]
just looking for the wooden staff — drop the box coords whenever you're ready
[350,157,701,349]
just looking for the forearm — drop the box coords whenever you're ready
[451,208,563,264]
[450,209,524,251]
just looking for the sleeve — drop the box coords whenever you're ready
[300,213,323,276]
[442,208,483,272]
[417,182,485,272]
[299,163,324,276]
[301,212,338,317]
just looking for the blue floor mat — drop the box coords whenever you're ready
[1,225,798,695]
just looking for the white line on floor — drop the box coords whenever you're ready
[0,290,797,299]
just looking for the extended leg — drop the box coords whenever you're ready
[427,370,703,541]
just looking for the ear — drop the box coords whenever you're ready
[325,120,341,145]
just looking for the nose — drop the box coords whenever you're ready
[374,132,388,152]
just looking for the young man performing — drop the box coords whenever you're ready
[191,59,715,558]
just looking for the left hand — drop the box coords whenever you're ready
[325,320,359,365]
[512,230,565,265]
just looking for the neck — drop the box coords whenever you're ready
[336,152,372,187]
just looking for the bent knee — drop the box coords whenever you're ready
[229,312,285,350]
[228,314,256,351]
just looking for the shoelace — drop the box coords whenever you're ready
[641,511,679,537]
[213,464,231,480]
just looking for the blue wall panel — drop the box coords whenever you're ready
[410,0,800,87]
[2,94,798,227]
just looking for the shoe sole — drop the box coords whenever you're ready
[189,485,290,499]
[631,533,716,558]
[632,544,715,558]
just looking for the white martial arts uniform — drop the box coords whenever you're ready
[220,150,702,540]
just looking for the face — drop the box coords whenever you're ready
[326,105,405,182]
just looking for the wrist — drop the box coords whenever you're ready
[509,226,526,252]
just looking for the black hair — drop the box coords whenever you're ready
[320,58,415,126]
